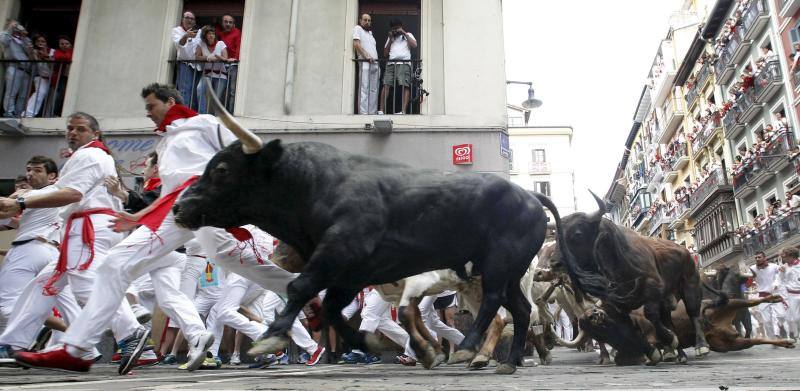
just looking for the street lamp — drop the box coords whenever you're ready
[506,80,542,125]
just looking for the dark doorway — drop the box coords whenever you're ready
[18,0,81,45]
[183,0,245,29]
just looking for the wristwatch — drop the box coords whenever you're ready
[16,197,26,211]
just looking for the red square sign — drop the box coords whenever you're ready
[453,144,473,165]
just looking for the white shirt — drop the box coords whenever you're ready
[14,185,61,243]
[54,144,122,221]
[751,263,780,293]
[781,263,800,292]
[385,32,415,62]
[155,114,236,194]
[790,194,800,209]
[172,26,200,61]
[198,40,228,79]
[352,25,377,60]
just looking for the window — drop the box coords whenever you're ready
[790,19,800,47]
[532,148,546,163]
[509,149,515,172]
[534,181,551,197]
[746,202,758,220]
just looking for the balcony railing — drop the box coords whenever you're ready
[169,59,239,114]
[723,104,742,137]
[743,212,800,258]
[690,167,728,209]
[715,46,731,77]
[691,116,721,152]
[667,142,689,171]
[753,60,782,102]
[685,83,700,108]
[733,157,766,191]
[353,58,424,115]
[529,161,551,174]
[696,62,712,88]
[742,0,769,40]
[0,59,70,118]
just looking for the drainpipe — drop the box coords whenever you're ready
[284,0,299,114]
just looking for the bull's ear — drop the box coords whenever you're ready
[258,139,284,168]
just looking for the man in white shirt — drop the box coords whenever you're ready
[14,83,300,373]
[750,251,787,339]
[779,247,800,340]
[379,18,417,115]
[172,11,201,109]
[0,113,145,374]
[353,14,379,115]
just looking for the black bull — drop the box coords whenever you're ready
[552,194,712,364]
[172,134,565,373]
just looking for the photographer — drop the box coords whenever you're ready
[379,18,417,115]
[0,19,33,117]
[353,13,379,114]
[171,11,201,109]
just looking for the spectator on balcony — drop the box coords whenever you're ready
[790,43,800,76]
[0,19,32,117]
[22,34,54,118]
[353,13,379,115]
[790,190,800,209]
[742,65,754,91]
[379,19,417,115]
[215,14,240,112]
[776,112,790,132]
[172,11,201,109]
[50,35,72,116]
[195,25,231,113]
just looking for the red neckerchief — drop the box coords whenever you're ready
[137,176,199,233]
[143,178,161,192]
[83,140,112,155]
[155,104,198,133]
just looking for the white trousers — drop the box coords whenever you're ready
[359,290,410,352]
[0,216,139,349]
[418,295,464,345]
[358,62,380,114]
[23,75,50,117]
[61,212,296,350]
[550,302,573,341]
[785,292,800,336]
[0,240,58,331]
[757,298,787,338]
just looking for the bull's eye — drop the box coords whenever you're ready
[213,162,229,177]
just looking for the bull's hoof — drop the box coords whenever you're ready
[467,354,490,370]
[495,363,517,375]
[645,349,662,366]
[539,352,553,365]
[432,353,446,368]
[694,346,710,357]
[662,349,677,362]
[448,349,476,365]
[248,335,289,356]
[419,345,438,369]
[677,354,688,364]
[598,355,612,365]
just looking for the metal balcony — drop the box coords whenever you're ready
[692,117,722,152]
[723,105,745,139]
[659,97,685,144]
[743,0,769,41]
[647,166,664,192]
[690,168,732,216]
[754,60,783,103]
[738,88,763,124]
[696,62,712,89]
[700,232,743,268]
[728,27,752,66]
[765,130,796,171]
[742,212,800,258]
[715,48,732,85]
[685,85,700,109]
[779,0,800,17]
[528,161,551,174]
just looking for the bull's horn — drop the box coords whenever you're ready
[204,78,262,154]
[554,327,587,348]
[588,189,606,222]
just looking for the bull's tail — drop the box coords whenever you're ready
[529,191,608,299]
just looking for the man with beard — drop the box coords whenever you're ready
[353,13,379,114]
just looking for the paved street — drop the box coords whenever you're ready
[1,345,798,390]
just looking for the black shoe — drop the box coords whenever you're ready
[118,327,150,375]
[248,354,278,369]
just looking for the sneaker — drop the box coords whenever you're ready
[15,347,92,373]
[248,353,278,369]
[377,111,385,115]
[306,346,326,366]
[200,353,221,369]
[185,332,214,372]
[159,354,177,365]
[0,345,23,367]
[395,354,416,366]
[229,352,241,365]
[394,112,404,115]
[118,326,151,375]
[297,351,310,364]
[130,303,152,324]
[276,352,289,365]
[338,350,365,364]
[136,349,159,367]
[363,353,381,365]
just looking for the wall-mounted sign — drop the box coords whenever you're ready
[453,144,473,165]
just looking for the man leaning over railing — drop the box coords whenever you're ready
[0,19,32,118]
[379,18,417,115]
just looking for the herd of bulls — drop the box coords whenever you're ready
[171,96,796,374]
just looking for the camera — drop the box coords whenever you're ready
[391,29,403,38]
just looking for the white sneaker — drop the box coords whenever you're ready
[186,332,214,372]
[230,352,241,365]
[394,112,404,115]
[377,111,385,115]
